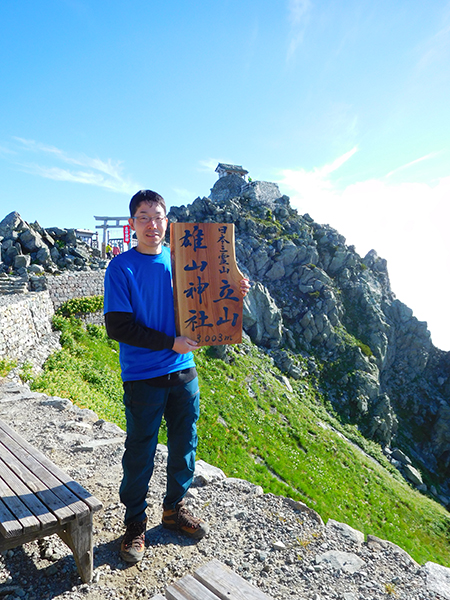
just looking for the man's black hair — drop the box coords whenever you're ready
[129,190,167,217]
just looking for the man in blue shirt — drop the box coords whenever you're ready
[104,190,249,563]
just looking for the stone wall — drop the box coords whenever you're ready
[0,291,58,367]
[33,270,106,310]
[0,270,106,369]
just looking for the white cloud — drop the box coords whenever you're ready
[198,158,221,172]
[322,146,358,174]
[386,151,442,177]
[0,145,16,155]
[277,152,450,350]
[279,146,357,203]
[416,21,450,71]
[14,137,66,156]
[286,0,312,62]
[7,138,138,194]
[20,163,137,194]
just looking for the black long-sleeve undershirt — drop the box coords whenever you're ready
[104,311,175,351]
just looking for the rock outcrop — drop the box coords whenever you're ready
[0,211,106,290]
[167,176,450,506]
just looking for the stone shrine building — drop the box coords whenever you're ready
[215,163,249,181]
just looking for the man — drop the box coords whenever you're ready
[104,190,249,563]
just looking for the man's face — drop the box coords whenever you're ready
[128,201,168,255]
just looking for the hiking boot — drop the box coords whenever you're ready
[162,499,209,539]
[120,518,147,563]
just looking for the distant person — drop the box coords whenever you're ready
[103,189,250,563]
[112,245,120,258]
[105,244,112,260]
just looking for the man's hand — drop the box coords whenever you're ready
[172,336,199,354]
[240,278,251,297]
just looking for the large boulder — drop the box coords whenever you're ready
[0,211,28,237]
[35,246,51,265]
[210,174,245,203]
[242,181,283,210]
[19,229,46,253]
[243,282,283,348]
[14,254,31,269]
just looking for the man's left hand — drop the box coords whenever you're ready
[240,278,251,297]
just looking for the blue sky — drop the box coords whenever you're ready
[1,0,449,350]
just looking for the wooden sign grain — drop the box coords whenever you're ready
[170,222,244,346]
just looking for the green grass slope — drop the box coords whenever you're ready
[29,315,450,568]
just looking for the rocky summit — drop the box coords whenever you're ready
[0,211,105,284]
[169,177,450,506]
[0,377,449,600]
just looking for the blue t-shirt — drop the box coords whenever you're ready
[104,246,195,381]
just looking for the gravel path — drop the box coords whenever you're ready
[0,377,449,600]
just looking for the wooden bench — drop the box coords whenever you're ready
[151,559,274,600]
[0,419,102,583]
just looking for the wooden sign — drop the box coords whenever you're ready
[170,222,244,346]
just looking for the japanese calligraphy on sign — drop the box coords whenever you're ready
[170,222,244,346]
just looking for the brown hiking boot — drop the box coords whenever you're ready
[120,518,147,563]
[162,499,209,539]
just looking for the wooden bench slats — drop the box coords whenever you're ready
[194,559,272,600]
[0,419,102,583]
[0,475,41,537]
[0,521,66,551]
[61,480,103,513]
[158,561,276,600]
[0,440,81,525]
[0,420,102,513]
[0,498,24,538]
[0,456,58,530]
[0,425,90,522]
[166,574,220,600]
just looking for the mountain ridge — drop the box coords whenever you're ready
[168,176,450,506]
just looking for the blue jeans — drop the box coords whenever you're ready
[120,377,200,525]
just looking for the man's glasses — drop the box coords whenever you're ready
[132,216,166,225]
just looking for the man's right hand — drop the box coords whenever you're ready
[172,336,199,354]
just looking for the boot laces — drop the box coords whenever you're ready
[123,521,145,549]
[177,505,202,530]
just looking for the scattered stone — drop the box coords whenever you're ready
[73,438,125,452]
[403,464,424,486]
[0,379,447,600]
[325,520,365,546]
[315,550,365,574]
[192,459,226,485]
[272,541,286,551]
[390,448,412,465]
[423,562,450,599]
